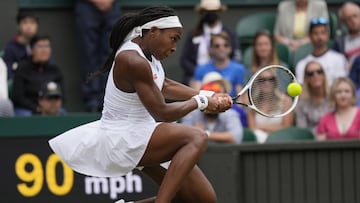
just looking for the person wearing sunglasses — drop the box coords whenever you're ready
[247,69,295,143]
[295,17,348,86]
[274,0,329,51]
[179,0,241,86]
[333,2,360,65]
[296,61,332,133]
[191,31,246,98]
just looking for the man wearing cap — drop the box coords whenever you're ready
[38,81,66,115]
[182,71,244,144]
[180,0,241,85]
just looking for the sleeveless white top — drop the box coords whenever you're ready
[49,41,165,177]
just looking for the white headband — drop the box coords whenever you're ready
[124,16,182,42]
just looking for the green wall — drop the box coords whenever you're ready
[1,114,359,203]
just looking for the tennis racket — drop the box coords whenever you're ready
[233,65,299,118]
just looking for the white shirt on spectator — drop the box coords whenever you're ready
[295,50,348,85]
[0,58,8,99]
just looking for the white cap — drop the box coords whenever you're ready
[201,72,231,93]
[195,0,227,12]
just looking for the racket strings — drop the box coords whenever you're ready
[250,68,294,117]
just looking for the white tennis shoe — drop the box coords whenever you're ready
[115,199,134,203]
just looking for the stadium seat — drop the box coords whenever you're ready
[266,127,315,143]
[7,79,13,99]
[242,128,257,142]
[329,11,339,40]
[292,43,312,67]
[242,46,253,69]
[236,12,277,53]
[275,42,291,68]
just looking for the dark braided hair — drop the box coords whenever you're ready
[87,6,178,81]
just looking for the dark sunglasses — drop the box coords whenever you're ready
[257,76,276,83]
[310,17,328,25]
[212,43,230,49]
[42,95,61,100]
[305,69,324,77]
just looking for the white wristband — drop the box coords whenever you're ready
[199,90,215,97]
[192,95,208,110]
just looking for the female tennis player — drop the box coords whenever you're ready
[49,6,232,203]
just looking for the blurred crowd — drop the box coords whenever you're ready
[1,0,360,142]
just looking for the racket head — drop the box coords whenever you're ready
[245,65,299,118]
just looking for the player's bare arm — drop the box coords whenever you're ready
[114,51,209,122]
[162,77,198,101]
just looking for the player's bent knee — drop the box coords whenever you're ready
[193,191,217,203]
[206,192,218,203]
[190,129,208,151]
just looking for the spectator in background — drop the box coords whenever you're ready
[295,17,347,85]
[38,81,66,115]
[317,77,360,140]
[3,10,39,80]
[274,0,328,51]
[191,32,247,126]
[333,2,360,66]
[0,58,14,117]
[296,61,332,132]
[12,35,64,116]
[75,0,121,112]
[180,0,241,85]
[349,54,360,89]
[246,30,288,80]
[0,58,10,100]
[247,68,295,143]
[191,32,246,97]
[182,72,243,144]
[0,99,14,117]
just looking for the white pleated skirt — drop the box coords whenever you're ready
[49,119,160,177]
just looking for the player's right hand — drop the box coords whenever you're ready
[205,93,232,113]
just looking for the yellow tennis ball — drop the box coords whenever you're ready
[287,82,302,97]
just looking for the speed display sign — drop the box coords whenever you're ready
[1,136,158,203]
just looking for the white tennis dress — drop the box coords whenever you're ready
[49,40,164,177]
